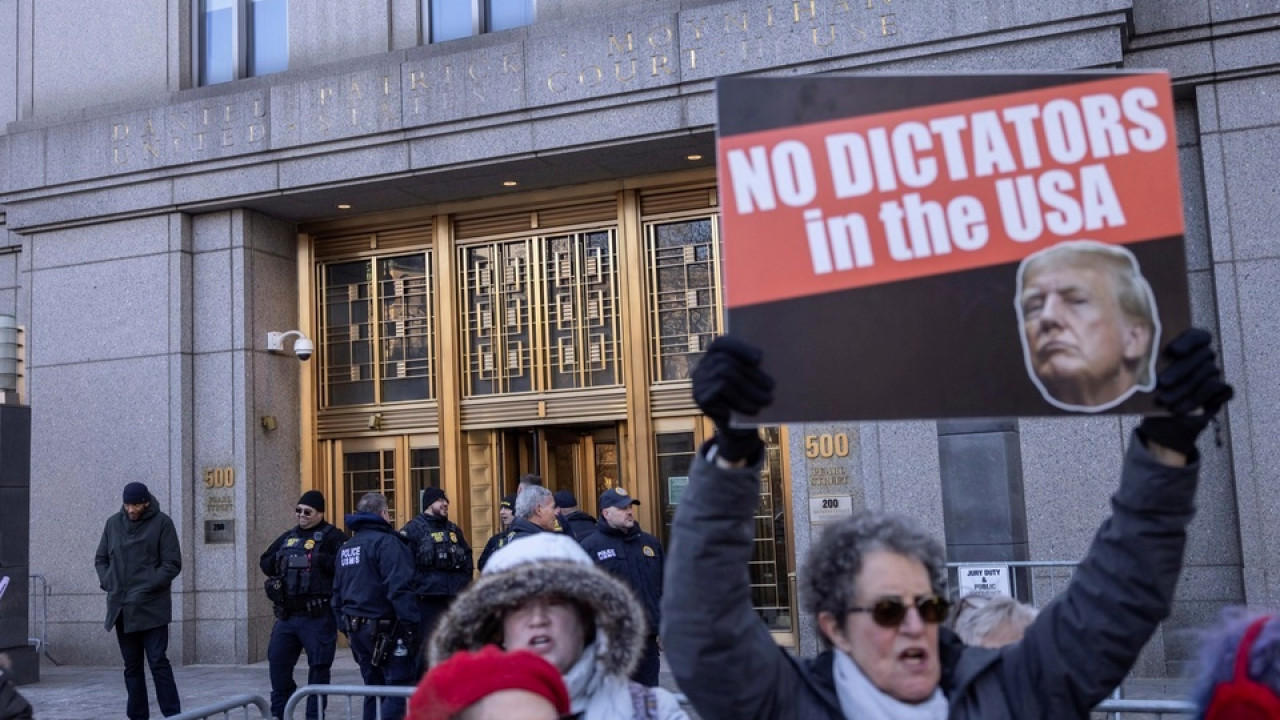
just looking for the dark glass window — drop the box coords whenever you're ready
[430,0,473,42]
[487,0,534,32]
[196,0,288,86]
[198,0,235,86]
[321,253,436,408]
[249,0,289,77]
[424,0,533,42]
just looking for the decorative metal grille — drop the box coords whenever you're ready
[321,252,435,407]
[409,447,441,513]
[646,216,722,382]
[461,240,535,395]
[343,449,396,517]
[378,255,435,402]
[545,231,619,390]
[323,261,375,406]
[460,230,620,396]
[751,427,792,632]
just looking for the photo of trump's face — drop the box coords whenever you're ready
[1015,240,1159,412]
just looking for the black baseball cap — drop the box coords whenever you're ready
[599,487,640,510]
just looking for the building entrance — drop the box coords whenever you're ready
[496,424,620,516]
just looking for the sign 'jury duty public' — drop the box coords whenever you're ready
[717,73,1190,421]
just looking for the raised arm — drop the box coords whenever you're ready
[953,329,1234,717]
[663,336,806,719]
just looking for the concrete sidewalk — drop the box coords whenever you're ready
[12,650,1188,719]
[15,649,700,719]
[16,650,365,720]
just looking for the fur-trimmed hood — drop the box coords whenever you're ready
[428,558,647,678]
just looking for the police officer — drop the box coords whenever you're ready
[476,493,515,571]
[333,492,420,720]
[581,487,666,687]
[398,486,472,675]
[554,490,597,542]
[259,490,347,720]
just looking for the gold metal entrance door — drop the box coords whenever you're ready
[497,425,620,515]
[333,435,440,528]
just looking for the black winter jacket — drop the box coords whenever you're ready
[0,666,32,720]
[581,520,665,634]
[663,432,1198,720]
[259,520,347,607]
[476,529,509,571]
[94,495,182,633]
[505,517,548,542]
[399,512,473,597]
[332,513,421,626]
[560,510,599,542]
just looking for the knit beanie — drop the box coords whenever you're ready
[422,486,447,510]
[122,482,150,504]
[409,645,569,720]
[297,490,325,513]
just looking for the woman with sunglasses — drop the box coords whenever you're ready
[664,329,1232,719]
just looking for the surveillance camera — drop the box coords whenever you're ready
[294,337,314,361]
[267,330,315,361]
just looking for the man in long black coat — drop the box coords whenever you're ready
[95,481,182,720]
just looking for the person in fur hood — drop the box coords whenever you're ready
[428,533,688,720]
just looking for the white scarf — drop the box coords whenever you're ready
[562,639,636,719]
[833,649,948,720]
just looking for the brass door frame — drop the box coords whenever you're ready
[330,433,441,530]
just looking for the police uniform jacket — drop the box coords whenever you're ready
[94,493,182,633]
[504,517,547,542]
[663,433,1201,720]
[399,512,473,597]
[560,510,599,543]
[581,520,664,635]
[476,529,508,571]
[258,520,347,609]
[332,512,421,626]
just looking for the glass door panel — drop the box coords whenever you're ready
[340,443,396,519]
[656,423,794,644]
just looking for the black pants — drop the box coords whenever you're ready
[115,622,181,719]
[348,621,414,720]
[267,612,337,719]
[413,596,452,678]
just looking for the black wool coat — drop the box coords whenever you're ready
[94,494,182,633]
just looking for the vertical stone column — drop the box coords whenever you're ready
[190,209,300,663]
[937,419,1029,598]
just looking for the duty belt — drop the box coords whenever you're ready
[346,616,393,632]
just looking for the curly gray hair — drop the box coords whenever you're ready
[950,593,1038,647]
[515,485,553,520]
[802,511,946,647]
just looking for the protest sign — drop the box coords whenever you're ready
[717,72,1189,421]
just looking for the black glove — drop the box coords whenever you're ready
[691,336,776,463]
[1137,328,1234,456]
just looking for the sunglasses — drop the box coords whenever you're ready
[849,595,950,628]
[294,507,316,517]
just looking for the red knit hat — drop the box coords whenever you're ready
[408,645,571,720]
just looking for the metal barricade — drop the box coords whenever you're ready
[1092,698,1197,718]
[947,560,1187,719]
[166,694,270,720]
[283,684,415,719]
[27,573,58,665]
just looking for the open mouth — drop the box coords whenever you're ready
[899,647,930,668]
[526,634,553,650]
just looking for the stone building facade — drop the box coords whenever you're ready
[0,0,1276,677]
